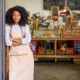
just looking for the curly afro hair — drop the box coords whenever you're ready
[5,6,29,26]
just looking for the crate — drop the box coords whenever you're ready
[46,49,54,55]
[65,48,73,55]
[38,47,45,55]
[72,17,80,28]
[57,50,66,55]
[60,28,80,38]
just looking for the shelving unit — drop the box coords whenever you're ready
[32,37,80,62]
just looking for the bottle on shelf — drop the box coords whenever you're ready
[38,16,42,26]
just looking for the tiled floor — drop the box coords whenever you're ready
[6,60,80,80]
[34,60,80,80]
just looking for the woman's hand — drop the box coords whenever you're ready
[23,33,26,38]
[9,35,14,41]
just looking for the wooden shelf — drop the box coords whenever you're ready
[32,37,80,62]
[34,55,80,58]
[32,37,80,40]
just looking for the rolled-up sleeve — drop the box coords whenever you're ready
[5,24,12,46]
[22,25,31,44]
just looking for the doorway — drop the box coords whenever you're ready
[0,0,6,80]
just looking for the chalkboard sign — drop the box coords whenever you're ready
[65,15,73,28]
[67,0,80,10]
[66,17,71,26]
[53,8,58,15]
[63,15,66,22]
[51,6,59,22]
[43,0,65,10]
[73,13,78,18]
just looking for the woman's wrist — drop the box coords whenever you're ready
[12,38,15,41]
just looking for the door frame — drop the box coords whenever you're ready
[0,0,6,80]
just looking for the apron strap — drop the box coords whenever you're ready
[10,25,12,37]
[20,26,24,37]
[10,25,24,37]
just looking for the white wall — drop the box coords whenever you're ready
[6,0,80,25]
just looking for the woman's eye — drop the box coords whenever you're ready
[13,15,15,16]
[12,14,20,16]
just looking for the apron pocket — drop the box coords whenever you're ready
[19,54,29,71]
[9,55,19,72]
[9,54,29,72]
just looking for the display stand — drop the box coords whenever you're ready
[32,37,80,62]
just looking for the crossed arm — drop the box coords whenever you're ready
[9,35,22,46]
[9,34,26,46]
[5,24,31,46]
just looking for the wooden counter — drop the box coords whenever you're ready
[32,37,80,40]
[34,55,80,58]
[32,37,80,62]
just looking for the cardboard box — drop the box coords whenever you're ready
[38,47,45,55]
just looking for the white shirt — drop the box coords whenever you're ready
[5,24,31,46]
[45,19,59,27]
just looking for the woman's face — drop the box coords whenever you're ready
[12,11,21,24]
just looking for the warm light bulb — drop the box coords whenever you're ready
[64,9,66,12]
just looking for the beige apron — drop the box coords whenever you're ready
[9,25,34,80]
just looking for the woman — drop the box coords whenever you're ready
[5,6,34,80]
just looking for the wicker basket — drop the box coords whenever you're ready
[60,28,80,38]
[57,50,66,55]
